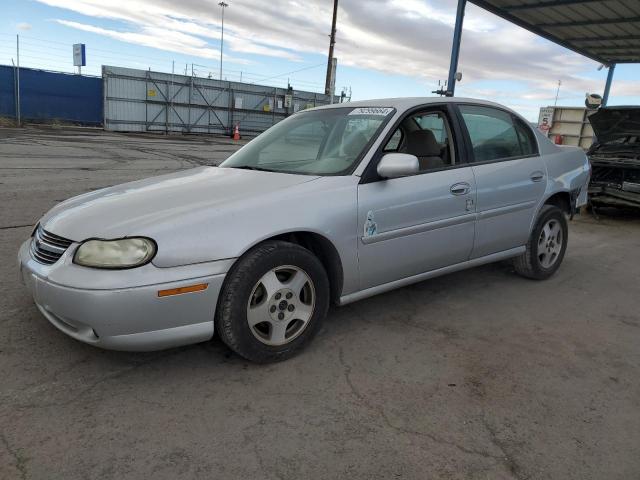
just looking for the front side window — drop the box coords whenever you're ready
[414,113,448,143]
[383,110,454,171]
[221,107,394,175]
[459,105,532,162]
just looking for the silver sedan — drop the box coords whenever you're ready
[18,97,590,362]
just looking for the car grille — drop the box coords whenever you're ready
[30,226,73,265]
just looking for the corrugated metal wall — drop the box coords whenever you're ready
[0,65,16,118]
[0,65,102,124]
[103,66,337,136]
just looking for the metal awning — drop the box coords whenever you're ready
[468,0,640,65]
[445,0,640,105]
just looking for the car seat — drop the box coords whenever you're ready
[405,130,445,170]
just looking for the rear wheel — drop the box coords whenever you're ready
[513,205,568,280]
[215,240,329,363]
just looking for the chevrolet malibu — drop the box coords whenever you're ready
[18,98,590,362]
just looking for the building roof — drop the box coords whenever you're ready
[469,0,640,64]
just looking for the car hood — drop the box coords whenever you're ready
[589,107,640,143]
[41,166,320,241]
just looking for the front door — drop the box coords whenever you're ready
[357,107,476,291]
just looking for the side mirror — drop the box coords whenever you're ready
[377,153,419,179]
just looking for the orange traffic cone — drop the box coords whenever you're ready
[233,123,240,141]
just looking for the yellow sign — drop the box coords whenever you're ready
[148,89,156,97]
[263,104,271,112]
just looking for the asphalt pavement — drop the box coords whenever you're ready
[1,127,639,480]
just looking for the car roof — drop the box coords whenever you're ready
[313,96,525,120]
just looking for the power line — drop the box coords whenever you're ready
[254,63,325,82]
[1,33,330,93]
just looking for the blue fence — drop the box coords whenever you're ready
[0,65,102,125]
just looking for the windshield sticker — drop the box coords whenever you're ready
[349,107,394,117]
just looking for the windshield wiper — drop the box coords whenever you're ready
[230,165,274,172]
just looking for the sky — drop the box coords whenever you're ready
[1,0,639,121]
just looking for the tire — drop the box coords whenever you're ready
[215,240,330,363]
[512,205,568,280]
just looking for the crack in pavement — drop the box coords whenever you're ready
[481,417,529,480]
[6,349,187,411]
[0,224,32,230]
[1,433,29,480]
[337,345,521,473]
[242,416,286,480]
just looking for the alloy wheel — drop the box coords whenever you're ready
[538,219,563,268]
[246,265,316,346]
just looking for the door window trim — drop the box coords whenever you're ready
[360,103,470,184]
[453,103,541,167]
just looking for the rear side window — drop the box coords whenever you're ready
[459,105,536,162]
[513,117,538,156]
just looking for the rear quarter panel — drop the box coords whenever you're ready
[535,132,590,229]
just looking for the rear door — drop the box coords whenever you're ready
[456,104,546,258]
[356,106,476,290]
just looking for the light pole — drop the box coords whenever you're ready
[218,1,229,81]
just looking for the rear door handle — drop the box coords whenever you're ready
[530,171,545,182]
[450,182,471,196]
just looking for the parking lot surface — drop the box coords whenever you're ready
[1,127,639,480]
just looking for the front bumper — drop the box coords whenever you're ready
[18,239,234,351]
[589,184,640,208]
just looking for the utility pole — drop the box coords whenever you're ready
[324,0,338,96]
[554,79,561,106]
[16,34,21,126]
[219,1,229,81]
[170,60,175,132]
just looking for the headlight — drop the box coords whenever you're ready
[73,238,156,269]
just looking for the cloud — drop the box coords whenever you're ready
[39,0,302,62]
[37,0,640,117]
[54,19,252,65]
[17,22,32,30]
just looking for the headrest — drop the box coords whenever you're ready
[406,129,441,157]
[343,131,369,157]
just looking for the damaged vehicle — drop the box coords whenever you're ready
[588,107,640,209]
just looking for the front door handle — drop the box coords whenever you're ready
[450,182,471,196]
[530,171,545,182]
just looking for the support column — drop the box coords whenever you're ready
[447,0,467,97]
[602,63,616,106]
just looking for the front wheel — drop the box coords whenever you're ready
[215,240,330,363]
[513,205,568,280]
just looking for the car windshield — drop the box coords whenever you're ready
[220,107,395,175]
